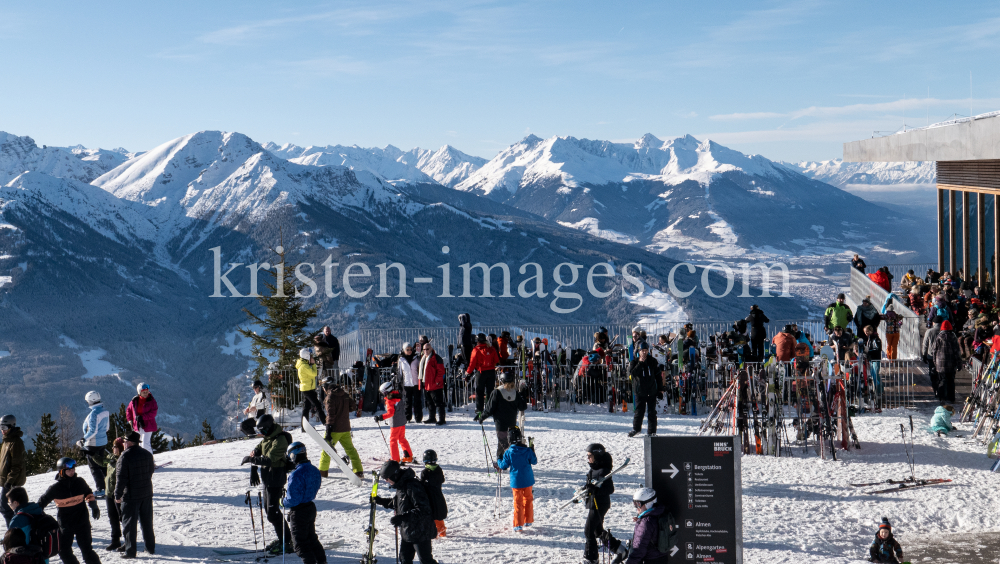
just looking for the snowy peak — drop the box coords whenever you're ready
[0,131,131,185]
[401,145,487,187]
[786,159,936,187]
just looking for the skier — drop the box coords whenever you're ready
[240,414,294,555]
[297,348,322,428]
[868,518,904,563]
[420,450,448,538]
[928,404,955,435]
[240,380,268,436]
[496,426,536,532]
[79,391,109,497]
[374,380,413,463]
[282,443,326,564]
[37,458,102,564]
[856,325,884,399]
[399,343,423,423]
[0,414,26,527]
[104,438,125,551]
[1,528,42,564]
[771,326,797,362]
[420,343,447,425]
[475,371,528,461]
[5,486,50,559]
[319,376,364,479]
[599,488,670,564]
[114,431,155,558]
[124,383,158,454]
[579,443,614,564]
[467,333,500,415]
[745,305,769,362]
[458,313,473,366]
[374,460,439,564]
[628,343,661,438]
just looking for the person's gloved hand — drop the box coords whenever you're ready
[250,466,260,487]
[389,514,404,527]
[241,455,253,466]
[76,439,86,451]
[528,437,534,449]
[474,412,483,422]
[90,501,100,519]
[373,415,383,423]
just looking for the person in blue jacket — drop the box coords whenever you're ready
[80,391,110,496]
[5,487,45,548]
[497,426,536,532]
[928,405,955,435]
[281,443,325,564]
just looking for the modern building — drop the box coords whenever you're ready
[844,111,1000,291]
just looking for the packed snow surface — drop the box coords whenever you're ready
[21,406,995,563]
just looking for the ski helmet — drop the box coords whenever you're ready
[585,443,606,455]
[56,457,77,477]
[422,449,438,464]
[379,380,396,395]
[476,333,488,343]
[285,441,308,465]
[299,348,312,361]
[255,414,275,436]
[508,426,523,445]
[499,370,515,384]
[323,374,337,389]
[379,459,402,484]
[0,414,15,431]
[632,487,657,507]
[84,391,101,406]
[136,382,149,393]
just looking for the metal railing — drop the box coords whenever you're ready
[848,267,922,359]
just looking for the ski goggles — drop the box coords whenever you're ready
[139,384,150,390]
[64,459,77,469]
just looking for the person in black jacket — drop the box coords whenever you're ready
[374,461,438,564]
[38,457,102,564]
[420,450,448,538]
[628,343,661,437]
[458,313,473,366]
[114,431,155,558]
[316,326,340,372]
[580,443,614,564]
[475,371,529,461]
[745,305,770,361]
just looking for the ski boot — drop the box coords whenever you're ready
[627,430,639,438]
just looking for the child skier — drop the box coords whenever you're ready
[374,460,439,564]
[420,450,448,538]
[928,405,955,435]
[580,443,614,564]
[375,380,413,463]
[475,371,528,461]
[869,518,904,563]
[496,426,536,532]
[282,442,326,564]
[599,488,671,564]
[37,458,102,564]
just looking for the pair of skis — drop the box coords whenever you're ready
[851,416,951,494]
[558,457,631,510]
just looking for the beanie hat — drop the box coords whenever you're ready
[402,342,411,350]
[879,517,892,531]
[941,320,953,331]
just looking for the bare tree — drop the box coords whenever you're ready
[57,405,77,457]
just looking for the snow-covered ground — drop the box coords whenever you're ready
[21,406,998,563]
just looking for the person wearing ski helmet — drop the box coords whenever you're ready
[80,391,110,496]
[375,380,414,463]
[599,488,670,564]
[475,370,528,461]
[419,342,447,425]
[497,426,536,532]
[282,443,326,564]
[114,431,155,557]
[467,332,500,414]
[125,383,158,454]
[0,414,26,527]
[319,374,364,479]
[241,414,293,554]
[579,443,615,563]
[297,347,323,430]
[38,457,103,564]
[419,450,448,538]
[373,460,439,564]
[869,517,904,563]
[628,343,661,438]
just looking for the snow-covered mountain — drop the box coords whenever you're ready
[0,131,138,185]
[456,133,930,262]
[264,142,486,187]
[785,159,936,187]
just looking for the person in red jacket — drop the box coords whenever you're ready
[467,333,500,415]
[375,381,412,463]
[420,343,447,425]
[497,331,512,362]
[771,326,797,362]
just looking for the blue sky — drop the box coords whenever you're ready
[2,1,999,162]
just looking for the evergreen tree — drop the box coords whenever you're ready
[170,435,186,451]
[189,432,204,447]
[200,419,215,442]
[237,238,319,405]
[107,403,130,444]
[151,430,169,453]
[32,414,60,474]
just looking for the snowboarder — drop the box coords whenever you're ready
[125,383,158,454]
[928,404,955,435]
[628,343,661,437]
[0,414,26,527]
[475,371,528,461]
[580,443,614,563]
[420,450,448,538]
[374,460,439,564]
[282,443,326,564]
[37,458,102,564]
[599,488,671,564]
[104,438,125,551]
[114,431,156,558]
[240,380,268,436]
[240,414,294,555]
[496,426,536,532]
[319,377,364,479]
[375,380,413,463]
[297,348,322,428]
[1,528,43,564]
[80,391,109,497]
[467,333,500,414]
[420,343,447,425]
[868,517,904,563]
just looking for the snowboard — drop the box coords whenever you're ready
[213,539,345,558]
[301,416,363,487]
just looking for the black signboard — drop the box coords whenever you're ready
[644,435,742,563]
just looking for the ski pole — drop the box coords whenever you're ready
[258,491,266,559]
[479,420,496,474]
[245,491,259,559]
[395,523,399,564]
[375,419,392,457]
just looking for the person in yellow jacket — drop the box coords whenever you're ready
[297,348,322,431]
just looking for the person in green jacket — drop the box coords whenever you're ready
[241,415,293,555]
[105,437,124,550]
[824,293,853,334]
[297,348,322,430]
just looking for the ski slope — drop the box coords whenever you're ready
[18,406,998,563]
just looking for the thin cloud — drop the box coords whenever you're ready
[710,97,1000,121]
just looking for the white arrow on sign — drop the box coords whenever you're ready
[661,463,679,479]
[670,545,679,557]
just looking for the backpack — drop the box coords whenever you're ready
[18,511,61,559]
[656,511,679,554]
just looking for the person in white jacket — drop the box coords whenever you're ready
[80,391,110,496]
[240,380,269,436]
[398,342,424,423]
